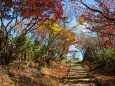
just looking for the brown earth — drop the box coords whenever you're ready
[0,60,69,86]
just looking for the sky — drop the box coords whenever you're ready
[66,19,91,59]
[63,0,97,59]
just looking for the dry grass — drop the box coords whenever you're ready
[42,62,69,78]
[0,60,69,86]
[0,66,14,86]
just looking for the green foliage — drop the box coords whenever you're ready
[79,34,115,72]
[0,19,75,69]
[83,47,115,70]
[103,48,115,58]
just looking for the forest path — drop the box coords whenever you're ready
[62,60,96,86]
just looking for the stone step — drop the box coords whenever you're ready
[69,71,88,74]
[69,72,87,74]
[73,72,88,74]
[67,74,88,77]
[64,76,89,79]
[65,79,90,83]
[70,64,81,66]
[70,69,87,71]
[62,61,96,86]
[70,69,86,71]
[74,71,88,73]
[63,82,96,86]
[67,73,88,76]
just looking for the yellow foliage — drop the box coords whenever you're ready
[35,20,76,45]
[52,23,61,32]
[36,21,61,34]
[77,16,87,24]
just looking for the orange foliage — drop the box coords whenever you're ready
[0,0,63,21]
[77,15,88,24]
[35,21,76,46]
[74,0,115,47]
[16,0,63,19]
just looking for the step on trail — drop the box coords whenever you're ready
[63,60,96,86]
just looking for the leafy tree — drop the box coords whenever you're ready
[32,21,76,66]
[0,0,64,65]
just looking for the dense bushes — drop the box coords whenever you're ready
[84,47,115,69]
[0,34,61,66]
[0,33,61,66]
[78,33,115,72]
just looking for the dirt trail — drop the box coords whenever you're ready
[63,60,96,86]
